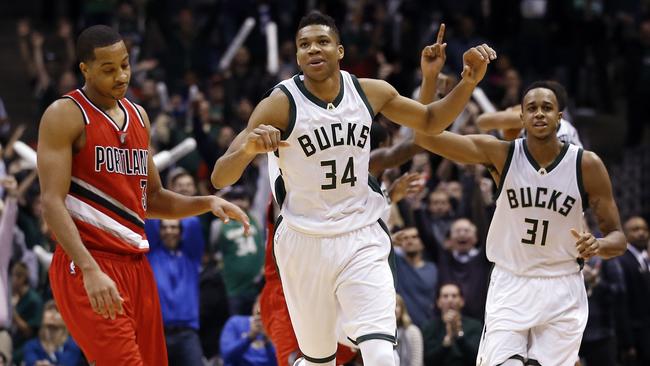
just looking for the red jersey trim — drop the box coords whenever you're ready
[65,195,149,249]
[69,178,144,229]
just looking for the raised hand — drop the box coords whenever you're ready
[421,23,447,80]
[461,44,497,85]
[571,228,600,259]
[210,196,251,235]
[243,124,290,155]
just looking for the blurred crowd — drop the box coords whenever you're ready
[1,0,650,365]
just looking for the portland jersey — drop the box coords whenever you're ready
[268,71,386,235]
[486,139,587,276]
[62,89,150,254]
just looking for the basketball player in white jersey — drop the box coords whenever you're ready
[212,11,495,366]
[415,78,626,365]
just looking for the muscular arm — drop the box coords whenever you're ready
[38,99,101,273]
[211,90,289,188]
[368,136,422,177]
[413,72,509,182]
[476,110,522,133]
[361,78,479,136]
[581,151,626,259]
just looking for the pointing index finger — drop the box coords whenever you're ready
[437,23,445,45]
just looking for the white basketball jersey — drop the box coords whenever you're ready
[267,71,386,235]
[486,139,587,276]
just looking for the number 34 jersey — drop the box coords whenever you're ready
[487,139,587,277]
[267,71,386,236]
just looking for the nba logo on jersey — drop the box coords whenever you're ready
[119,132,128,144]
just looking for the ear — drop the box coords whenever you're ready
[79,62,89,79]
[338,44,344,60]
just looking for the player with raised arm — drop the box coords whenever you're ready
[212,12,495,366]
[37,25,249,365]
[414,41,625,365]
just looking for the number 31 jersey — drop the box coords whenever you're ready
[267,71,386,236]
[486,139,587,276]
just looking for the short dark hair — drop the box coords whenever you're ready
[521,80,568,111]
[437,282,464,299]
[76,25,123,62]
[297,11,341,43]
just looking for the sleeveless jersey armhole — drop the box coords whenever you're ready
[61,96,90,125]
[576,148,589,210]
[494,141,516,200]
[275,84,296,141]
[350,74,375,120]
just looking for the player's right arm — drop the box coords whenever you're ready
[411,41,510,181]
[38,99,123,320]
[211,89,290,189]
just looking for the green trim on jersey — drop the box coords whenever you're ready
[351,74,375,118]
[576,148,589,210]
[276,84,297,140]
[303,353,336,363]
[348,332,397,346]
[522,140,570,173]
[494,141,516,200]
[377,218,397,287]
[292,73,345,110]
[368,174,383,195]
[274,175,287,207]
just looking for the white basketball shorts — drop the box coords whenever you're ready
[477,265,588,366]
[273,217,397,362]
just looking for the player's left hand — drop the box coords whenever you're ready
[461,44,497,85]
[421,23,446,80]
[571,229,600,259]
[211,196,251,235]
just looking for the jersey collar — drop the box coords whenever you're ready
[293,72,344,110]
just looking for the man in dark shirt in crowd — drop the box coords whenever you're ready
[423,282,482,366]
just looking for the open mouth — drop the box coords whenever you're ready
[309,59,325,67]
[533,122,547,128]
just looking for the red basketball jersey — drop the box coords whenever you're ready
[62,89,150,254]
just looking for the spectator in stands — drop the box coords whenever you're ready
[145,168,206,254]
[22,300,81,366]
[436,218,490,320]
[199,257,230,364]
[1,177,18,366]
[10,261,43,364]
[148,219,204,366]
[619,216,650,365]
[211,186,264,315]
[413,190,455,258]
[579,257,625,366]
[422,283,482,366]
[220,297,276,366]
[395,294,423,366]
[393,227,438,328]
